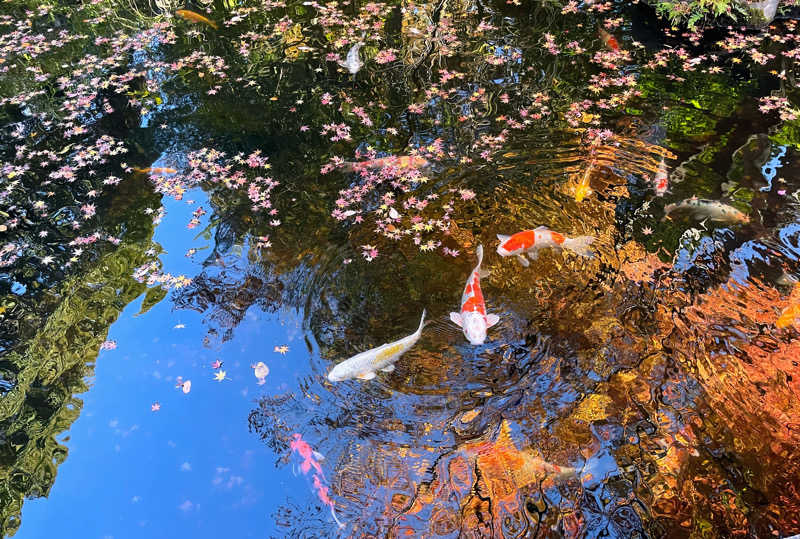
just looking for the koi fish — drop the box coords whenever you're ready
[450,245,499,345]
[327,310,425,381]
[598,28,619,51]
[342,155,429,173]
[338,42,363,75]
[290,433,345,528]
[175,9,218,30]
[777,303,800,329]
[496,226,595,267]
[133,166,178,175]
[653,157,669,196]
[574,165,593,202]
[662,197,749,225]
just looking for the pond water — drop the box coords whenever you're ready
[2,0,800,536]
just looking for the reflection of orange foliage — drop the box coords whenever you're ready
[398,421,576,536]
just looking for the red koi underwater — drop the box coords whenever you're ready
[290,433,345,528]
[496,226,595,267]
[342,155,429,173]
[652,157,669,196]
[449,244,499,345]
[133,166,178,175]
[598,28,620,51]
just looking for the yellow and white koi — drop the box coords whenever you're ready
[327,310,425,382]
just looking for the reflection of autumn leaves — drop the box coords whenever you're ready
[393,421,576,537]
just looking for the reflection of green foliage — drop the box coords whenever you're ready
[770,119,800,149]
[0,179,159,536]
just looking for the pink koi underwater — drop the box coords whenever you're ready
[290,433,345,528]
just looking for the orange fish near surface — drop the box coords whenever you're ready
[342,155,429,173]
[133,166,178,175]
[496,226,595,267]
[777,303,800,329]
[450,245,499,345]
[598,28,619,51]
[175,9,219,30]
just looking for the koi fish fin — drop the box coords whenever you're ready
[486,314,500,327]
[291,462,301,477]
[516,255,530,267]
[526,250,539,261]
[417,309,426,333]
[330,506,346,529]
[477,268,491,278]
[450,312,463,327]
[475,244,484,268]
[534,225,548,231]
[496,234,511,243]
[357,371,376,380]
[380,364,395,373]
[313,451,325,462]
[562,236,595,258]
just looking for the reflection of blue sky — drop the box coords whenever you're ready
[19,189,319,538]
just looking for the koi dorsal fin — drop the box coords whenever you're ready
[496,419,517,449]
[496,234,511,242]
[535,225,548,231]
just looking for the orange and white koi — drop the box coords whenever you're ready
[653,157,669,196]
[342,155,429,173]
[175,9,218,30]
[598,28,619,51]
[290,433,345,528]
[496,226,595,267]
[450,245,499,345]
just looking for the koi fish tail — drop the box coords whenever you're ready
[661,203,676,221]
[475,244,483,268]
[417,309,427,333]
[562,236,595,258]
[330,505,346,529]
[340,162,356,173]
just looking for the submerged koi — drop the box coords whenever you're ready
[496,226,595,267]
[574,165,593,202]
[133,166,178,175]
[450,245,499,345]
[175,9,218,30]
[342,155,429,173]
[598,28,619,51]
[338,42,363,75]
[662,197,749,225]
[327,310,425,381]
[777,303,800,329]
[290,434,345,528]
[653,157,669,196]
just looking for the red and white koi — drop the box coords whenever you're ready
[341,155,429,173]
[290,433,345,529]
[449,245,499,345]
[652,157,669,196]
[496,227,595,267]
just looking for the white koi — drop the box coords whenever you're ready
[662,197,750,225]
[327,310,425,382]
[338,42,363,75]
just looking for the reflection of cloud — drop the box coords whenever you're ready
[212,466,244,489]
[131,496,140,503]
[178,500,193,512]
[180,462,192,472]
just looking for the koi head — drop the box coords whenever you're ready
[462,311,488,345]
[496,234,513,257]
[327,363,348,382]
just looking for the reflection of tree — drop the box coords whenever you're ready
[0,177,159,536]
